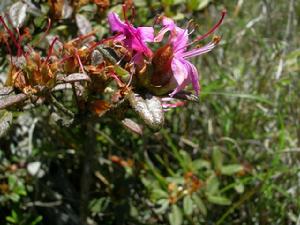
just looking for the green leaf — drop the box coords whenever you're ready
[9,193,20,202]
[206,174,220,194]
[192,194,207,216]
[192,159,211,170]
[221,164,244,176]
[197,0,211,10]
[89,198,109,213]
[168,205,183,225]
[6,210,18,223]
[154,199,169,214]
[30,216,43,225]
[151,189,169,200]
[212,148,223,171]
[207,195,231,206]
[183,195,193,215]
[113,64,130,77]
[234,183,245,194]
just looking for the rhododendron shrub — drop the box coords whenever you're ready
[0,2,227,225]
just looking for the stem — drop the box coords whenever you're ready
[50,94,74,118]
[79,120,96,225]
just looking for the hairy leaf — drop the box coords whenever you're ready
[128,92,164,130]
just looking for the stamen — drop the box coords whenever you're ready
[75,50,85,73]
[130,5,136,23]
[153,15,163,26]
[0,16,23,56]
[34,18,51,47]
[44,36,59,65]
[2,37,13,63]
[88,33,122,51]
[126,72,133,87]
[122,4,128,23]
[59,55,73,64]
[213,35,221,44]
[189,9,226,46]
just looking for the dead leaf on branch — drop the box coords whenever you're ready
[61,73,91,83]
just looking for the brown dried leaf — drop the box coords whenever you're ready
[89,100,110,116]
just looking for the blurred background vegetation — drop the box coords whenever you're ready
[0,0,299,224]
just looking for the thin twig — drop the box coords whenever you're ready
[49,94,74,118]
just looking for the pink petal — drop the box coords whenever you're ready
[169,57,190,96]
[172,28,189,54]
[137,27,154,42]
[185,61,200,95]
[154,17,175,42]
[108,12,126,33]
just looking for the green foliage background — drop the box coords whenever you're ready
[0,0,299,224]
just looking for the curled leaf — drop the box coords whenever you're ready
[62,73,91,83]
[128,92,164,130]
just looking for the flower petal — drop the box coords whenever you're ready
[169,57,190,96]
[154,17,175,42]
[172,27,188,54]
[107,12,126,33]
[186,61,200,95]
[137,27,154,42]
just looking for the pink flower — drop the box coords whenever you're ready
[107,12,154,58]
[153,10,226,96]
